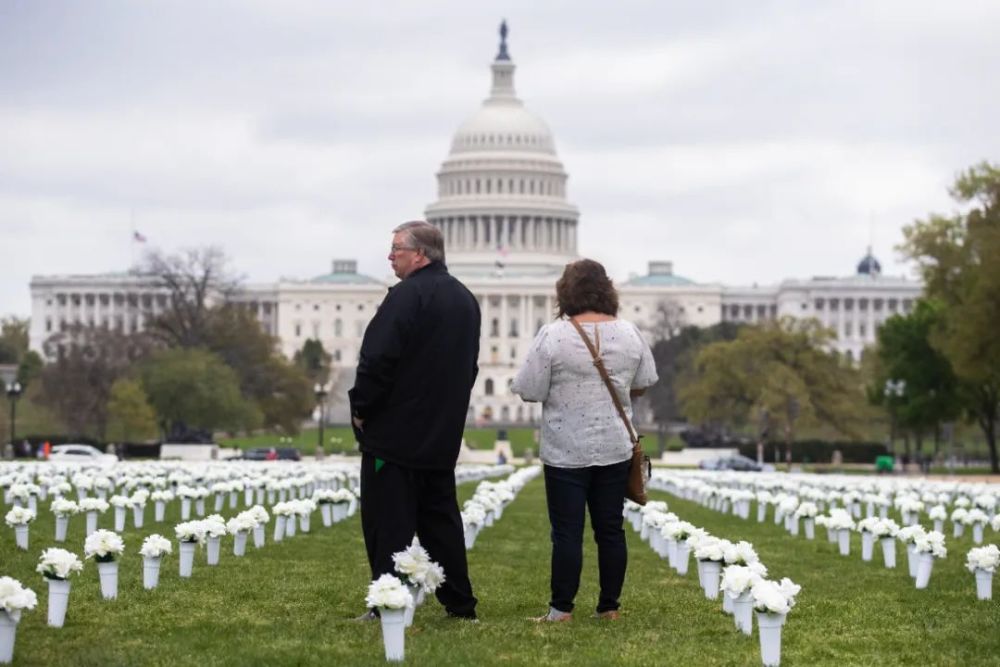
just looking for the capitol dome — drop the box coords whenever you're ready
[856,247,882,276]
[425,22,579,278]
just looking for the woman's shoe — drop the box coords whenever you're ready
[531,607,572,622]
[593,610,621,620]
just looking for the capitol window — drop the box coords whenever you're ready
[485,379,494,396]
[334,319,342,336]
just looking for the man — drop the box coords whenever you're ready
[349,220,481,620]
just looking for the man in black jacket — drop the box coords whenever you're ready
[349,220,480,620]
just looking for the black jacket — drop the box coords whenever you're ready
[348,262,480,469]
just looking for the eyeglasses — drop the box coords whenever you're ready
[390,244,419,253]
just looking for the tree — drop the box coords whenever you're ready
[868,301,962,458]
[36,326,154,438]
[140,347,256,436]
[294,339,332,384]
[900,162,1000,472]
[0,316,29,364]
[679,318,868,443]
[106,378,158,442]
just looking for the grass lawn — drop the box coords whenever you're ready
[4,475,999,666]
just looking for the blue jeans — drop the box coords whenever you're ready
[543,460,630,613]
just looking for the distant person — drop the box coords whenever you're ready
[512,259,658,622]
[42,441,52,460]
[497,451,507,465]
[349,220,480,621]
[265,448,278,461]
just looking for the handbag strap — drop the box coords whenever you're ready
[569,318,641,446]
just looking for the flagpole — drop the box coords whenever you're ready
[129,208,136,270]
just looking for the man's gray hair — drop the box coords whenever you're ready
[393,220,446,263]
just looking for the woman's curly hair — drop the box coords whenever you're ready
[555,259,619,318]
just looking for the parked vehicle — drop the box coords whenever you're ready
[48,444,118,466]
[235,447,301,462]
[698,454,764,472]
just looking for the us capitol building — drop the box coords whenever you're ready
[28,25,921,425]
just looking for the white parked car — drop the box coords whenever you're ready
[48,444,118,466]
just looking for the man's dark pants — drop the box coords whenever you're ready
[360,453,477,617]
[543,460,630,614]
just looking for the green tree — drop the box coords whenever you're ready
[294,339,332,384]
[106,378,158,442]
[900,161,1000,471]
[0,316,29,364]
[141,347,257,436]
[868,301,962,458]
[679,318,867,443]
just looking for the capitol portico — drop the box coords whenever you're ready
[27,24,922,426]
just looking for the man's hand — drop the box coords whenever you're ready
[352,416,364,431]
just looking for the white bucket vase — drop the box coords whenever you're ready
[701,560,721,600]
[244,489,253,506]
[804,518,815,540]
[464,524,477,549]
[774,511,784,526]
[207,536,221,565]
[826,527,836,543]
[404,584,420,627]
[789,517,800,537]
[639,522,650,541]
[97,561,119,600]
[696,559,706,588]
[953,523,964,538]
[229,491,238,509]
[733,591,753,635]
[28,496,37,514]
[54,515,69,542]
[973,523,984,544]
[274,516,286,543]
[154,501,165,522]
[880,537,896,568]
[333,504,349,523]
[320,504,332,527]
[133,505,145,529]
[114,507,126,532]
[879,506,888,519]
[629,512,642,532]
[0,610,18,664]
[347,496,359,517]
[906,544,918,578]
[933,519,944,533]
[233,532,248,557]
[195,499,205,516]
[485,510,495,528]
[214,495,224,513]
[298,515,310,533]
[676,543,691,575]
[865,502,875,518]
[838,529,851,556]
[722,591,734,614]
[47,579,71,627]
[181,498,192,520]
[13,525,28,551]
[756,611,785,667]
[253,524,265,548]
[861,532,874,562]
[86,511,98,536]
[757,504,767,523]
[143,556,161,590]
[915,553,934,589]
[179,541,196,578]
[975,569,993,601]
[379,606,406,662]
[666,539,678,568]
[285,516,296,538]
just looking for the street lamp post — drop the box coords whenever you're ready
[314,383,330,459]
[883,379,906,456]
[6,382,22,448]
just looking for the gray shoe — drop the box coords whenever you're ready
[353,609,379,621]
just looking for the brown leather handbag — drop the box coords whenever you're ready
[569,318,651,505]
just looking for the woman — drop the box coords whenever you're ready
[512,259,658,622]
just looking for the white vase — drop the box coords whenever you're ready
[880,537,896,568]
[640,521,650,541]
[47,579,71,627]
[333,504,349,523]
[865,502,874,518]
[774,510,784,526]
[0,610,17,664]
[838,529,850,556]
[55,515,69,542]
[114,506,126,532]
[244,489,254,506]
[701,560,721,600]
[285,516,296,538]
[666,539,678,568]
[181,498,192,520]
[404,584,420,627]
[804,518,815,540]
[973,523,984,544]
[826,527,836,543]
[676,543,691,575]
[861,532,874,561]
[696,559,706,588]
[756,611,785,667]
[464,524,477,549]
[975,569,993,601]
[789,517,799,536]
[253,524,265,548]
[133,505,145,528]
[13,525,28,551]
[915,553,934,589]
[207,536,221,565]
[380,606,406,662]
[229,491,238,509]
[274,516,286,542]
[320,504,332,527]
[722,591,734,614]
[906,544,918,578]
[298,515,310,533]
[195,498,205,516]
[953,523,964,538]
[143,556,161,589]
[733,591,753,635]
[214,495,225,513]
[86,511,98,536]
[179,541,196,578]
[97,561,119,600]
[933,519,944,533]
[879,506,888,519]
[757,504,767,523]
[233,532,248,556]
[154,501,165,522]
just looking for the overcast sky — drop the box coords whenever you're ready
[2,0,999,316]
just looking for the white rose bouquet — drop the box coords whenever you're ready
[793,502,818,519]
[175,520,208,545]
[365,574,413,610]
[694,536,726,562]
[50,498,80,517]
[721,563,767,598]
[36,548,84,580]
[897,524,927,545]
[461,505,486,527]
[202,515,227,538]
[0,577,38,616]
[247,505,270,526]
[84,529,125,562]
[109,495,131,508]
[913,530,947,558]
[79,498,110,513]
[151,490,175,503]
[392,545,447,593]
[226,514,257,535]
[139,534,173,559]
[966,545,1000,574]
[723,540,759,566]
[928,505,948,521]
[5,506,36,527]
[751,577,801,615]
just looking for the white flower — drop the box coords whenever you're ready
[964,509,989,526]
[139,534,173,559]
[991,515,1000,532]
[928,504,948,521]
[109,495,131,508]
[966,545,1000,573]
[825,509,856,531]
[694,536,726,562]
[79,498,110,513]
[150,490,175,502]
[793,502,818,519]
[50,498,80,517]
[720,565,762,598]
[84,529,125,561]
[950,508,968,523]
[226,514,256,534]
[36,548,84,580]
[913,530,947,558]
[751,579,796,615]
[272,502,296,517]
[175,521,208,544]
[202,516,227,538]
[0,577,37,614]
[130,489,150,506]
[896,525,927,545]
[365,573,413,610]
[723,541,759,566]
[247,505,270,526]
[5,506,36,527]
[461,505,486,527]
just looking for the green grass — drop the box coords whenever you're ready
[3,478,999,666]
[217,428,544,456]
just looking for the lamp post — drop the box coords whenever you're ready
[314,382,330,459]
[883,379,906,456]
[6,382,22,448]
